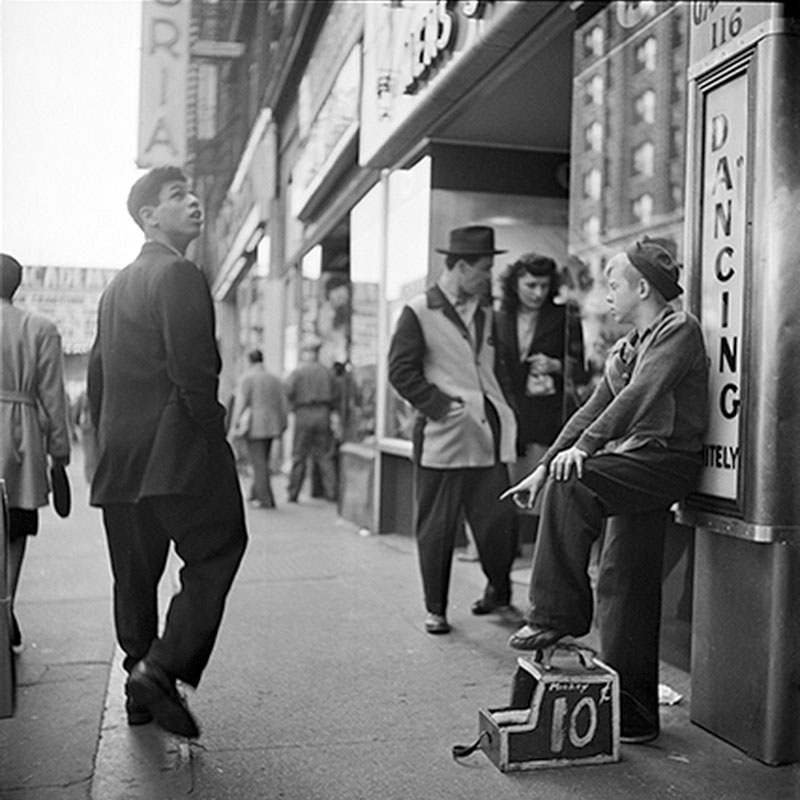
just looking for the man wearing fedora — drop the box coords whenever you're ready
[388,225,519,635]
[503,238,708,744]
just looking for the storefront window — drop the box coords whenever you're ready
[343,183,385,446]
[384,157,432,442]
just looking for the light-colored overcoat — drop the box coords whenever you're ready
[1,300,71,508]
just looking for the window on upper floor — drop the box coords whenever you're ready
[634,90,656,124]
[635,37,657,72]
[583,25,604,58]
[585,121,603,153]
[633,142,655,177]
[671,181,683,209]
[586,74,604,106]
[583,168,602,200]
[632,193,654,225]
[671,124,683,159]
[582,215,601,242]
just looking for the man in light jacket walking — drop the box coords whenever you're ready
[230,348,288,508]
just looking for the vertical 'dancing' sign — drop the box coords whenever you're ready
[697,73,747,502]
[137,0,190,168]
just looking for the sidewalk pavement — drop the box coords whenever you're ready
[1,451,798,799]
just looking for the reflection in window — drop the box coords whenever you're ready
[339,280,378,444]
[384,158,431,442]
[349,182,385,446]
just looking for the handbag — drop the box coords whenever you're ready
[50,463,71,518]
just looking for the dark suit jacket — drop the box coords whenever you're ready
[495,301,588,451]
[88,241,227,505]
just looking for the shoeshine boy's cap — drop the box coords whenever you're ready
[625,237,683,301]
[435,225,508,256]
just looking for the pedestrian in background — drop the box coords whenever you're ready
[72,388,98,484]
[494,252,588,536]
[0,253,71,654]
[388,225,519,635]
[503,239,708,744]
[284,337,338,503]
[229,348,288,509]
[88,166,248,739]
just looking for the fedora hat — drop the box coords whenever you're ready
[435,226,507,256]
[626,237,683,301]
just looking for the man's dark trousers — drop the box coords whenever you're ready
[102,443,247,688]
[526,446,701,727]
[414,463,517,615]
[287,406,337,501]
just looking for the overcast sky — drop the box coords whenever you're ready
[1,0,146,269]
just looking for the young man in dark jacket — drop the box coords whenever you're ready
[89,166,248,738]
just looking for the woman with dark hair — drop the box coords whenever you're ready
[495,253,588,512]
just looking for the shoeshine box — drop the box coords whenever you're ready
[477,648,620,771]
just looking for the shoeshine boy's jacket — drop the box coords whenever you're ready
[539,306,708,467]
[388,285,517,469]
[88,241,229,505]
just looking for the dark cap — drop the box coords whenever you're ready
[435,225,507,256]
[625,238,683,301]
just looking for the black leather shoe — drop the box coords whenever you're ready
[620,694,659,744]
[471,597,514,616]
[471,598,495,615]
[126,660,200,738]
[11,613,23,655]
[125,693,154,726]
[620,726,659,744]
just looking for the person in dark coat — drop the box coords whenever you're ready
[494,253,588,532]
[88,166,248,739]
